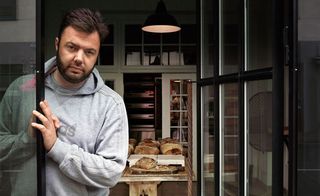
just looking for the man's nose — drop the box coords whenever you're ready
[74,50,84,65]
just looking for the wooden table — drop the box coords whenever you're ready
[119,167,189,196]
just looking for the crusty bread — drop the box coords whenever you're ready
[128,144,134,157]
[159,137,179,145]
[160,143,183,155]
[138,138,160,148]
[138,141,159,148]
[134,157,157,170]
[134,145,160,155]
[129,138,137,147]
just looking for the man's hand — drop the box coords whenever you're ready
[31,100,60,151]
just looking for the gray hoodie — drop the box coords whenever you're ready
[0,57,128,196]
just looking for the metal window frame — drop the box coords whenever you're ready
[197,0,284,195]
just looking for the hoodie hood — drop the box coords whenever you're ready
[45,56,105,96]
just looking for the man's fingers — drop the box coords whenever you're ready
[32,110,50,126]
[39,100,53,122]
[31,122,46,133]
[52,114,60,128]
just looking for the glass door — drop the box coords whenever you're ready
[289,0,320,195]
[0,0,41,195]
[198,0,285,195]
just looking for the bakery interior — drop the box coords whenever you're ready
[5,0,320,195]
[45,1,199,195]
[0,0,281,195]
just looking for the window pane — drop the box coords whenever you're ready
[125,25,142,44]
[246,80,272,195]
[99,46,114,65]
[201,85,215,195]
[103,24,114,44]
[169,79,192,143]
[247,0,273,70]
[221,0,241,75]
[0,1,37,195]
[221,83,239,195]
[200,0,214,78]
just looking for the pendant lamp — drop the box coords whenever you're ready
[142,0,181,33]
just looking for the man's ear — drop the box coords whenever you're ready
[55,37,59,51]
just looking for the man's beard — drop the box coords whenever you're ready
[56,51,94,84]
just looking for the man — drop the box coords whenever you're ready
[0,8,128,195]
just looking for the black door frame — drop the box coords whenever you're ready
[36,0,46,195]
[287,0,298,195]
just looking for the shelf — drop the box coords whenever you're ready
[125,82,154,87]
[126,103,154,109]
[128,114,154,119]
[124,73,161,140]
[125,24,196,66]
[130,128,156,132]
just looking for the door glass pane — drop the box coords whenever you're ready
[221,0,241,75]
[297,0,320,194]
[246,0,273,70]
[246,80,272,195]
[221,83,239,195]
[201,85,214,195]
[200,0,214,78]
[0,0,37,195]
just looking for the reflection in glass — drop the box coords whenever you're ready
[247,0,273,70]
[246,80,272,195]
[200,0,214,78]
[201,85,214,195]
[0,1,37,195]
[221,0,241,75]
[221,83,239,195]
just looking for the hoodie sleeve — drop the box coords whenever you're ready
[0,77,36,167]
[47,98,129,188]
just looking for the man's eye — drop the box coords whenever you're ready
[66,45,76,51]
[85,50,96,56]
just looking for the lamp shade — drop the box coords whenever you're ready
[142,0,181,33]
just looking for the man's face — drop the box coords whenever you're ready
[55,26,100,84]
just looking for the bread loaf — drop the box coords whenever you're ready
[129,138,137,147]
[138,138,160,148]
[134,157,157,170]
[128,144,134,156]
[160,143,183,155]
[160,137,179,145]
[134,145,160,155]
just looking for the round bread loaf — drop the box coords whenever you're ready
[160,143,183,155]
[134,145,160,155]
[134,157,157,170]
[159,137,179,145]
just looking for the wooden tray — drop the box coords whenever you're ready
[130,165,178,174]
[128,154,185,167]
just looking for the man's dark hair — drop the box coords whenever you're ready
[58,8,109,42]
